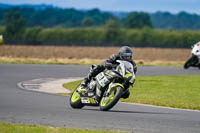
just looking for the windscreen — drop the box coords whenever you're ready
[119,60,134,73]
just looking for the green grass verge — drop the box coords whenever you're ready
[0,58,82,65]
[0,57,184,66]
[0,122,127,133]
[63,75,200,110]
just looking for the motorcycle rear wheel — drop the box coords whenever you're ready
[100,86,123,111]
[69,88,84,109]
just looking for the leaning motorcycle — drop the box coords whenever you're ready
[184,43,200,69]
[69,60,135,111]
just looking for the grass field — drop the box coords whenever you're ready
[0,45,190,66]
[0,122,126,133]
[63,75,200,110]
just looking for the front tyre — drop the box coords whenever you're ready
[184,55,198,69]
[100,86,123,111]
[69,88,84,109]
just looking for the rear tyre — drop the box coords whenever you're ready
[69,88,84,109]
[100,86,123,111]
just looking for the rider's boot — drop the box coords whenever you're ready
[80,77,90,87]
[79,65,103,93]
[80,65,103,88]
[77,78,89,93]
[78,73,92,93]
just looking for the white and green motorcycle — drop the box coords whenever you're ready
[69,60,135,111]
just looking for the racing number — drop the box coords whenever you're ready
[96,72,109,87]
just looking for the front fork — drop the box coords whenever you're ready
[105,82,124,96]
[95,82,125,103]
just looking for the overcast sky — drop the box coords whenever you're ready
[0,0,199,14]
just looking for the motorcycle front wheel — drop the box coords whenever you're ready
[184,55,198,69]
[69,88,84,109]
[99,86,123,111]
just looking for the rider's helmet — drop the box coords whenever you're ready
[119,46,133,61]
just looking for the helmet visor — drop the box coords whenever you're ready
[121,53,132,60]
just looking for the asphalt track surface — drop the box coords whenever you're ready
[0,64,200,133]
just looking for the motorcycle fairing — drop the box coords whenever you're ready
[96,72,110,87]
[81,97,97,104]
[192,44,200,56]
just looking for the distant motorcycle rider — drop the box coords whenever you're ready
[80,46,137,99]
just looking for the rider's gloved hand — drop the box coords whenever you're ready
[105,62,120,69]
[105,63,113,69]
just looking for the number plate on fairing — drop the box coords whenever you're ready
[81,97,97,104]
[81,97,90,103]
[96,72,109,87]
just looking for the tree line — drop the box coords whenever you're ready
[1,6,200,29]
[1,26,200,48]
[150,11,200,30]
[1,6,200,48]
[0,7,153,29]
[0,7,112,27]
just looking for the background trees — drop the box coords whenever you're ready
[104,18,121,43]
[4,10,26,42]
[150,11,200,29]
[82,17,94,27]
[1,6,200,29]
[1,4,200,48]
[125,12,153,29]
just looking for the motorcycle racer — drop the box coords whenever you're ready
[80,46,137,99]
[184,41,200,69]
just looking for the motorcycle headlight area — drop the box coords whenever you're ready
[117,66,123,76]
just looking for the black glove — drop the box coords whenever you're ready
[105,63,118,69]
[105,63,113,69]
